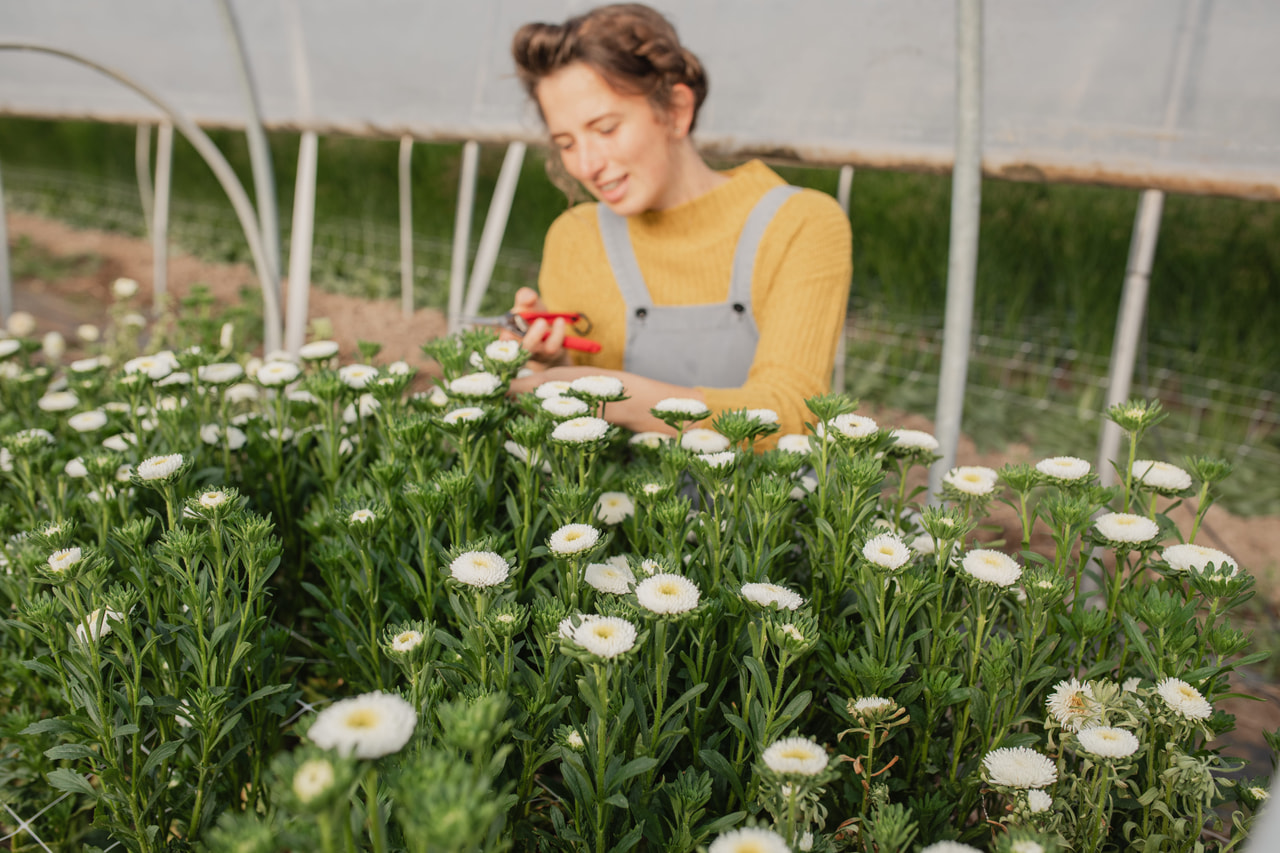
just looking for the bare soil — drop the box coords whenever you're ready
[7,211,1279,777]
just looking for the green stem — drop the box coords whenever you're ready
[365,767,388,853]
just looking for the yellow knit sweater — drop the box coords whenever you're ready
[537,160,852,439]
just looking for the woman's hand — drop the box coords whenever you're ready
[509,365,707,435]
[505,287,569,369]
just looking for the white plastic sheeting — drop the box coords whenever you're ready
[0,0,1277,199]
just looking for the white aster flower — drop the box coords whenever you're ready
[1010,843,1044,853]
[981,746,1058,789]
[112,277,139,299]
[121,312,147,329]
[199,490,229,509]
[123,355,173,381]
[42,331,66,361]
[889,428,940,452]
[136,454,185,481]
[349,509,376,524]
[776,434,814,455]
[69,357,102,373]
[1161,543,1238,576]
[919,844,983,853]
[696,450,736,470]
[584,557,635,595]
[1094,512,1160,545]
[1027,789,1053,813]
[595,491,635,525]
[75,608,124,643]
[653,397,710,419]
[197,362,244,385]
[1132,459,1193,492]
[789,473,818,501]
[1036,456,1091,481]
[944,465,1000,497]
[629,431,672,449]
[483,340,523,363]
[102,433,135,452]
[635,573,701,615]
[298,340,340,361]
[1046,678,1097,732]
[48,547,82,573]
[68,410,109,433]
[224,383,259,404]
[1075,726,1140,759]
[292,758,336,804]
[0,338,20,358]
[307,691,417,759]
[548,523,601,556]
[391,630,425,654]
[534,380,573,399]
[746,408,779,425]
[156,371,192,387]
[852,696,894,716]
[287,389,319,406]
[38,391,79,412]
[1155,678,1213,720]
[680,428,730,453]
[707,827,791,853]
[386,360,411,376]
[572,616,637,659]
[343,394,380,423]
[448,371,502,397]
[824,413,878,440]
[256,360,301,386]
[762,737,828,776]
[542,396,590,418]
[740,582,804,611]
[1249,786,1270,801]
[338,364,378,389]
[65,457,89,478]
[449,551,511,588]
[961,549,1022,587]
[442,406,486,425]
[862,533,912,571]
[552,416,610,443]
[569,374,625,398]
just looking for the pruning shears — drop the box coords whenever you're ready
[468,311,602,353]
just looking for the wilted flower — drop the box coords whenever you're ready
[551,417,610,444]
[1036,456,1091,481]
[449,551,511,588]
[68,410,109,433]
[981,746,1058,789]
[1075,726,1140,759]
[762,736,828,776]
[635,573,701,615]
[595,491,635,524]
[680,428,729,453]
[548,524,601,556]
[1155,678,1213,720]
[1094,512,1159,545]
[740,582,804,611]
[1046,678,1097,732]
[944,466,1000,497]
[862,533,912,571]
[1132,459,1193,493]
[1161,543,1238,576]
[572,616,637,659]
[961,549,1022,588]
[307,691,417,759]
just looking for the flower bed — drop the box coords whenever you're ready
[0,307,1270,853]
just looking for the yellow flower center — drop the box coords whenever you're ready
[342,709,381,730]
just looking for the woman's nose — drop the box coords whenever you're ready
[573,137,604,179]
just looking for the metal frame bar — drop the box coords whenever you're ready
[833,164,855,394]
[134,124,154,235]
[447,140,479,334]
[0,159,11,322]
[461,141,525,321]
[399,135,414,318]
[283,131,318,354]
[151,122,173,311]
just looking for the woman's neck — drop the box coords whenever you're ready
[651,142,729,212]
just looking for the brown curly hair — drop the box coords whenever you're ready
[511,4,709,131]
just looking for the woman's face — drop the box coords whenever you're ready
[537,62,689,216]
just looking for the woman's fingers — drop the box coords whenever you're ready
[521,316,567,360]
[513,286,547,312]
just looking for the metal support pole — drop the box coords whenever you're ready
[462,142,526,321]
[0,159,12,322]
[152,122,173,312]
[1096,189,1165,483]
[284,131,318,354]
[928,0,984,500]
[399,135,414,318]
[135,124,154,236]
[448,140,479,333]
[833,164,855,394]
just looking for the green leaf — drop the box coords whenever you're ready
[604,793,630,808]
[140,740,183,778]
[699,748,746,804]
[606,756,658,791]
[44,743,100,762]
[22,717,74,736]
[46,767,97,797]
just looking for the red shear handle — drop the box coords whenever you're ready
[515,311,601,353]
[563,335,602,353]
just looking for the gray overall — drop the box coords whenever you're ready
[596,185,801,387]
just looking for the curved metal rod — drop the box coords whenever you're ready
[0,42,283,352]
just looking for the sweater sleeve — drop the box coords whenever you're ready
[697,189,852,440]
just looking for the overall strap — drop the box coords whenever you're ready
[727,185,802,306]
[596,205,653,308]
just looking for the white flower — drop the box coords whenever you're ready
[225,383,259,404]
[123,355,174,381]
[1132,459,1193,492]
[708,827,791,853]
[115,464,133,482]
[307,691,417,759]
[391,630,425,654]
[157,371,191,388]
[762,737,828,776]
[102,433,136,452]
[449,551,511,588]
[910,532,937,556]
[944,465,999,497]
[862,533,912,571]
[569,374,625,398]
[1075,726,1140,759]
[920,844,983,853]
[789,473,818,501]
[137,454,185,481]
[776,433,814,454]
[629,431,672,449]
[256,360,300,386]
[1123,677,1143,693]
[595,491,635,525]
[745,408,779,425]
[535,380,573,399]
[1046,678,1097,731]
[343,394,380,423]
[548,523,601,556]
[69,356,103,373]
[349,509,376,524]
[1249,786,1270,801]
[584,557,635,594]
[441,406,485,426]
[121,312,147,329]
[552,416,610,443]
[1009,843,1044,853]
[448,371,502,397]
[112,277,139,299]
[48,547,82,573]
[199,490,229,509]
[824,413,878,440]
[740,582,804,611]
[889,428,940,452]
[0,338,20,359]
[198,362,244,384]
[680,428,730,453]
[572,616,637,659]
[298,340,340,360]
[961,549,1022,587]
[542,396,589,418]
[1027,789,1053,813]
[852,696,894,716]
[68,410,109,433]
[482,340,523,362]
[292,758,336,804]
[287,389,319,406]
[1161,543,1238,576]
[1155,678,1213,720]
[981,746,1058,789]
[42,331,66,361]
[1094,512,1159,545]
[38,391,79,412]
[653,397,709,418]
[1036,455,1091,481]
[75,608,124,643]
[65,457,89,478]
[338,364,378,389]
[635,573,701,615]
[696,451,736,470]
[6,312,38,337]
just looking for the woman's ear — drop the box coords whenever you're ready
[668,83,696,139]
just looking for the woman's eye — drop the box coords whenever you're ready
[598,125,617,136]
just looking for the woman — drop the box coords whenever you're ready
[507,3,851,440]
